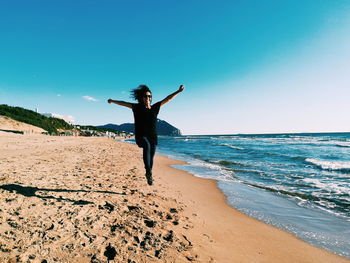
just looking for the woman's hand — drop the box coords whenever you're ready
[179,85,185,92]
[107,99,112,104]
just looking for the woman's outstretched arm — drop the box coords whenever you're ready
[160,85,185,106]
[107,99,133,109]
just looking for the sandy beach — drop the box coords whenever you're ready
[0,133,349,263]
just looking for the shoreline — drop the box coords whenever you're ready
[0,134,348,262]
[155,134,350,259]
[153,153,349,263]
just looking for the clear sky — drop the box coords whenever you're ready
[1,0,350,135]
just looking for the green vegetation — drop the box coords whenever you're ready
[0,104,73,133]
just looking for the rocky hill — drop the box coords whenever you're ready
[99,119,182,136]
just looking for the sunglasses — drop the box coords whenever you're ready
[143,95,152,98]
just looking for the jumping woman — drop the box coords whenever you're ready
[108,84,185,185]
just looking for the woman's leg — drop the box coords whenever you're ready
[139,137,155,185]
[149,141,156,170]
[140,137,151,172]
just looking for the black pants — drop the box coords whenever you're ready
[139,137,156,172]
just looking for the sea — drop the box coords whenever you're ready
[124,132,350,258]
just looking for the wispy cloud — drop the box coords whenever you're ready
[82,95,98,102]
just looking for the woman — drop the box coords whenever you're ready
[108,84,185,185]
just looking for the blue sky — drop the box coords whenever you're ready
[1,0,350,135]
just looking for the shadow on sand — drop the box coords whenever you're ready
[0,183,126,205]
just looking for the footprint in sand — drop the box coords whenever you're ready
[104,243,117,261]
[98,202,115,213]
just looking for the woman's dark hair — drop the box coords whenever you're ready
[131,84,152,103]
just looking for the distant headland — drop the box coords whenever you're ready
[0,104,182,137]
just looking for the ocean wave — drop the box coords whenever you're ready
[174,137,200,141]
[182,138,197,142]
[174,136,213,141]
[217,160,239,166]
[217,143,245,150]
[335,143,350,148]
[230,168,263,176]
[291,156,308,162]
[244,182,318,200]
[237,136,350,147]
[204,159,252,168]
[244,182,349,211]
[303,178,350,196]
[185,158,237,180]
[305,158,350,172]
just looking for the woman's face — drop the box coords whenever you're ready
[142,91,152,105]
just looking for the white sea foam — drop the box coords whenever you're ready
[302,178,350,195]
[305,158,350,171]
[183,157,239,182]
[182,138,196,141]
[219,143,244,150]
[240,136,349,148]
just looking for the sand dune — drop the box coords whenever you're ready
[0,116,45,134]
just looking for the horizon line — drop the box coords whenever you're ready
[180,131,350,136]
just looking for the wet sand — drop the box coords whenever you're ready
[0,134,348,262]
